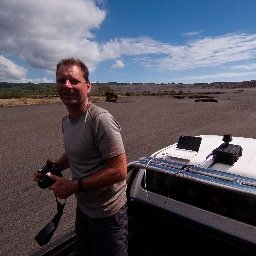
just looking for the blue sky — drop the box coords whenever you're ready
[1,0,256,84]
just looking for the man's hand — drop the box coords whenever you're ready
[32,159,57,182]
[33,171,42,182]
[48,174,78,199]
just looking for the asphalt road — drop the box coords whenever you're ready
[1,89,256,255]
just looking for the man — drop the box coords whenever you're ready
[34,57,128,256]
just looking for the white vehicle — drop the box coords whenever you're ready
[127,134,256,255]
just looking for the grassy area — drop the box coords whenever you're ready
[0,97,61,107]
[0,96,109,107]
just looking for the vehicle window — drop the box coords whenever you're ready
[142,169,256,226]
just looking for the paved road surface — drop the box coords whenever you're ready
[1,90,256,255]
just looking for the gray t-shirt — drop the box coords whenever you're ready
[62,103,126,218]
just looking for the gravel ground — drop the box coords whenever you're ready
[1,88,256,255]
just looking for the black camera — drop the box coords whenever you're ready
[38,162,63,189]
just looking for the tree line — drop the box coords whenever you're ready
[0,83,58,99]
[0,82,119,102]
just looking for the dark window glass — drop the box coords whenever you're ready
[176,135,202,152]
[142,169,256,226]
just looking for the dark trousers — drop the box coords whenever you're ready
[75,204,128,256]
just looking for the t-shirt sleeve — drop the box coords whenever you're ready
[94,112,125,160]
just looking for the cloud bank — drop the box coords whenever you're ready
[1,0,256,82]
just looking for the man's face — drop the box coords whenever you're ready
[56,64,91,106]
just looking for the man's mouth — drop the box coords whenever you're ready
[62,92,78,99]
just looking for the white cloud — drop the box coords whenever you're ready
[230,63,256,71]
[0,55,27,81]
[19,77,55,84]
[99,34,256,72]
[0,0,106,71]
[136,33,256,71]
[111,60,125,69]
[182,31,203,38]
[172,71,256,83]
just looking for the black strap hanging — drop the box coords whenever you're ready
[35,197,66,246]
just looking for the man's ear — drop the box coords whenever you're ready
[86,81,92,93]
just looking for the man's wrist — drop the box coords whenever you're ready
[78,177,86,192]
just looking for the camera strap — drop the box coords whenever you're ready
[35,197,66,246]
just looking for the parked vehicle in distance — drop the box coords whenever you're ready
[33,134,256,255]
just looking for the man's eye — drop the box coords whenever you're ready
[57,79,80,85]
[57,79,65,84]
[70,79,79,85]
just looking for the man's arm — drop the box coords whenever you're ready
[80,153,127,190]
[54,153,70,171]
[48,153,127,199]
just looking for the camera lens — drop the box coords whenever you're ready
[38,175,54,189]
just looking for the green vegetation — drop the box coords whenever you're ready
[0,82,232,104]
[0,82,119,101]
[0,82,58,99]
[105,89,118,102]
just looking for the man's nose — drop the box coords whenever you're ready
[63,80,73,88]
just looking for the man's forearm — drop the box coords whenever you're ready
[55,153,70,171]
